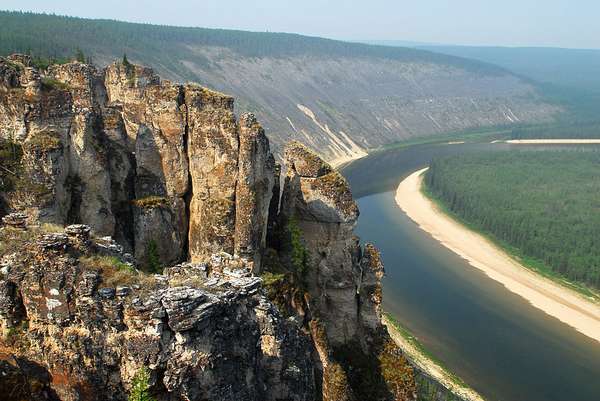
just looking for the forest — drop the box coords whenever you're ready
[0,11,500,75]
[424,149,600,290]
[510,121,600,140]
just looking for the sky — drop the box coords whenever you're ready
[3,0,598,49]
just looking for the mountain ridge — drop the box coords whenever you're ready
[0,11,561,163]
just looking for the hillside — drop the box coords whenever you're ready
[419,45,600,94]
[0,11,560,164]
[425,150,600,290]
[419,45,600,122]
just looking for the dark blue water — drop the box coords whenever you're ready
[341,143,600,401]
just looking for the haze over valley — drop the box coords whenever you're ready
[0,3,599,401]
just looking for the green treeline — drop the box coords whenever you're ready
[0,11,501,75]
[425,150,600,289]
[510,122,600,140]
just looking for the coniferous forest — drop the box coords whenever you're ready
[425,150,600,290]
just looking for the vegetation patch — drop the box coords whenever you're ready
[3,321,30,351]
[40,77,70,92]
[0,224,68,257]
[132,196,167,209]
[510,121,600,140]
[146,240,162,274]
[333,338,415,401]
[260,248,306,316]
[0,139,23,192]
[4,59,24,71]
[25,132,63,151]
[31,56,69,71]
[425,150,600,293]
[80,255,140,288]
[129,367,156,401]
[0,226,34,257]
[287,217,310,281]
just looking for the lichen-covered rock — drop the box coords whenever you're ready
[0,227,316,401]
[185,84,239,262]
[285,141,333,178]
[280,141,363,346]
[234,113,275,272]
[1,56,278,271]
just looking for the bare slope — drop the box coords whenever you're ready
[0,11,560,162]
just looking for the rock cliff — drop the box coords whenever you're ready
[0,55,415,401]
[0,55,274,272]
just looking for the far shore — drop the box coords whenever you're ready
[504,139,600,144]
[395,168,600,343]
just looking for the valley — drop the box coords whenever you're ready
[343,142,600,401]
[0,11,561,163]
[1,6,600,401]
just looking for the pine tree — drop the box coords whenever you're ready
[146,240,161,273]
[129,368,156,401]
[75,48,85,63]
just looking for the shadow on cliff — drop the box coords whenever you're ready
[0,357,60,401]
[333,340,395,401]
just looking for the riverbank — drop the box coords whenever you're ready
[394,168,600,343]
[384,315,486,401]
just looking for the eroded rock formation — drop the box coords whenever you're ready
[0,55,416,401]
[0,225,314,401]
[0,55,274,271]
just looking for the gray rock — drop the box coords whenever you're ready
[99,287,116,299]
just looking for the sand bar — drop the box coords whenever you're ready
[395,168,600,343]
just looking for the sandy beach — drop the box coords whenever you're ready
[395,168,600,343]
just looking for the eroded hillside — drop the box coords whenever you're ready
[0,11,561,164]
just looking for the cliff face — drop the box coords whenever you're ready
[179,52,560,165]
[0,55,415,401]
[0,225,315,401]
[0,55,274,272]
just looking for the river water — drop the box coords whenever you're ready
[341,143,600,401]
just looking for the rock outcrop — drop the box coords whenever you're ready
[0,225,314,401]
[0,55,274,272]
[0,56,416,401]
[280,141,375,346]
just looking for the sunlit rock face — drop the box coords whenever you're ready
[0,226,315,401]
[0,55,416,401]
[0,55,275,271]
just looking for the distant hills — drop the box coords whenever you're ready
[0,11,561,162]
[419,45,600,94]
[363,40,600,93]
[365,40,600,122]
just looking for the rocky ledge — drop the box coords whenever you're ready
[0,55,416,401]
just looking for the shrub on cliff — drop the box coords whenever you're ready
[146,240,162,273]
[287,217,309,279]
[129,367,156,401]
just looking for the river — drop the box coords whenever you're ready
[341,143,600,401]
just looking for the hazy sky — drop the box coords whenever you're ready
[3,0,598,49]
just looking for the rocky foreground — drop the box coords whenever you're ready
[0,55,417,401]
